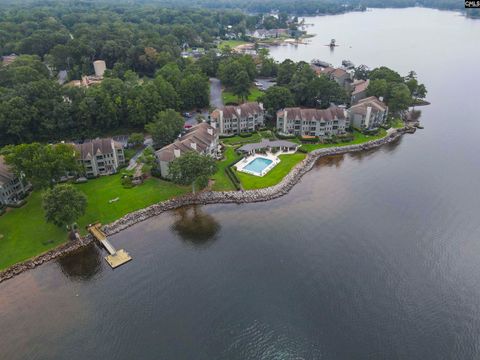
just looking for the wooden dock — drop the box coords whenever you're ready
[87,223,132,268]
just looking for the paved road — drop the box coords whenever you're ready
[126,137,153,171]
[255,78,276,90]
[209,78,223,109]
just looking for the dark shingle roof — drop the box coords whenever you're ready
[75,138,122,160]
[155,122,217,162]
[278,106,346,122]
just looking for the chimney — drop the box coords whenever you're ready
[174,149,181,158]
[379,96,384,103]
[207,128,213,135]
[190,142,197,150]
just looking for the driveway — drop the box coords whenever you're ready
[209,78,223,109]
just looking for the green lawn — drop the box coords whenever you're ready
[299,129,388,152]
[221,132,263,146]
[235,153,306,190]
[211,147,241,191]
[222,87,264,104]
[0,175,189,270]
[389,117,405,129]
[218,40,249,50]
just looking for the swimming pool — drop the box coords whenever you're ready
[244,157,273,174]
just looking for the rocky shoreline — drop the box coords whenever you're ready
[0,128,408,284]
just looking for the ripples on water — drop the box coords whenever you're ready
[2,8,480,360]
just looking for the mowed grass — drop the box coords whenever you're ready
[299,129,388,152]
[0,192,66,270]
[0,175,189,270]
[218,40,249,50]
[222,87,264,104]
[235,153,306,190]
[211,147,241,191]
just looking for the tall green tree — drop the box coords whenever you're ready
[145,109,184,148]
[259,86,294,116]
[168,151,217,193]
[232,70,251,102]
[389,83,412,114]
[42,184,87,229]
[1,143,79,189]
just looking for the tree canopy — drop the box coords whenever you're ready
[42,184,87,228]
[168,151,217,193]
[1,143,79,189]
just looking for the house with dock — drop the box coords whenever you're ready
[0,156,28,206]
[74,138,125,177]
[211,102,265,135]
[155,122,219,178]
[276,106,349,137]
[348,96,388,130]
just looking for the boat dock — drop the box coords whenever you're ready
[87,223,132,268]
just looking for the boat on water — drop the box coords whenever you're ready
[311,59,331,68]
[342,60,355,69]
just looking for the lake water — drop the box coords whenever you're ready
[2,8,480,360]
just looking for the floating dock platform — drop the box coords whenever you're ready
[87,223,132,268]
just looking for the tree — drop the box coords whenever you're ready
[367,79,389,99]
[389,83,412,114]
[178,74,209,109]
[168,151,217,193]
[1,143,79,189]
[128,133,144,147]
[260,86,294,116]
[276,59,296,86]
[354,65,370,80]
[232,70,251,102]
[145,109,184,148]
[42,184,87,229]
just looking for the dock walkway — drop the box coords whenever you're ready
[87,223,132,268]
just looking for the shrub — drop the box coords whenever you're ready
[239,132,253,138]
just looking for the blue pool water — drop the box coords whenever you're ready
[243,157,273,175]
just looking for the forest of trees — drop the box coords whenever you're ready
[0,1,262,146]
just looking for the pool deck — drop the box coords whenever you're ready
[235,153,280,177]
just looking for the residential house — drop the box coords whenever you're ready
[313,66,352,88]
[0,156,27,206]
[350,79,370,104]
[348,96,388,130]
[248,29,289,39]
[211,102,265,135]
[155,122,219,178]
[276,106,349,137]
[75,138,125,177]
[1,53,18,66]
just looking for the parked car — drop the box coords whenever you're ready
[183,112,193,118]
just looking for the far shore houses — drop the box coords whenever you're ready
[75,138,125,177]
[0,156,28,206]
[155,122,219,178]
[276,106,349,137]
[211,102,265,135]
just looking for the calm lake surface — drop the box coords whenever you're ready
[2,8,480,360]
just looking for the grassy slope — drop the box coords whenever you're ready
[218,40,249,50]
[0,176,189,270]
[222,87,263,104]
[235,153,306,190]
[211,147,241,191]
[299,129,387,152]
